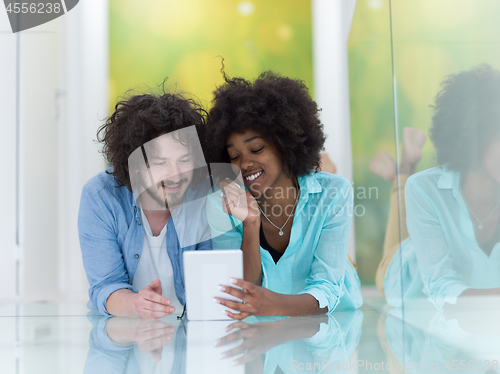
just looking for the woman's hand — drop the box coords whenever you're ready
[214,278,281,319]
[219,179,260,226]
[215,316,326,365]
[215,320,285,365]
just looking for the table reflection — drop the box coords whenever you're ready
[379,305,500,374]
[84,311,363,374]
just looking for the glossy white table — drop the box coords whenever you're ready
[1,300,498,373]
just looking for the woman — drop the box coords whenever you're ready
[380,65,500,308]
[205,71,362,319]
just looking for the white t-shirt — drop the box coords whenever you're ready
[133,209,183,315]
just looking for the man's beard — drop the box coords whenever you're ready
[142,178,189,210]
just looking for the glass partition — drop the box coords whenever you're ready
[350,0,500,369]
[348,0,396,290]
[390,0,500,312]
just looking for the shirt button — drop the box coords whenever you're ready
[138,222,142,225]
[134,254,139,259]
[127,281,131,285]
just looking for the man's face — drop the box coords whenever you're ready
[136,133,195,210]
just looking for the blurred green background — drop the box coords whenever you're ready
[109,0,313,110]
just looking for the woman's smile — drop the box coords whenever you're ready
[226,129,286,196]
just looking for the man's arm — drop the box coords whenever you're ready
[78,183,137,316]
[79,183,174,318]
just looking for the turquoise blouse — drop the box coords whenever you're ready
[207,171,363,313]
[384,166,500,309]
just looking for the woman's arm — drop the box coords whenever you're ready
[209,179,263,285]
[215,279,327,319]
[241,220,262,285]
[297,179,360,313]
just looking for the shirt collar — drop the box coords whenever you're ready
[437,165,462,198]
[298,171,322,201]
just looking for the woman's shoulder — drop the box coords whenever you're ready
[299,171,352,206]
[302,170,351,190]
[406,166,458,192]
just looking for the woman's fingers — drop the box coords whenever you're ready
[225,310,251,320]
[214,297,253,313]
[215,328,255,346]
[225,321,250,332]
[222,185,245,207]
[233,349,261,366]
[220,341,251,358]
[229,278,257,293]
[219,284,249,301]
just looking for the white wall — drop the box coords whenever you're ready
[20,18,60,301]
[312,0,357,180]
[57,0,108,301]
[312,0,357,259]
[0,1,108,302]
[0,9,19,301]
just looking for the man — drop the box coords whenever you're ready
[78,92,212,319]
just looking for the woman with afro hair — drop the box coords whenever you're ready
[378,64,500,309]
[205,71,363,319]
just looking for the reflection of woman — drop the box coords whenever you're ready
[378,65,500,308]
[205,72,362,318]
[380,309,500,373]
[217,312,363,371]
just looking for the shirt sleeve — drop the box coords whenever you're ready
[298,180,357,313]
[78,184,136,316]
[405,178,469,309]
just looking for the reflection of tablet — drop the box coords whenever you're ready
[183,250,243,321]
[186,320,244,374]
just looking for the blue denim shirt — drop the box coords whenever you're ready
[85,315,186,374]
[78,168,212,316]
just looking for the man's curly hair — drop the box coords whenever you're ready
[97,92,207,191]
[430,64,500,174]
[205,71,326,177]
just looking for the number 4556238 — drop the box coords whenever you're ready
[5,3,61,14]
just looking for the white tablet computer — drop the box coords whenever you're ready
[183,249,243,321]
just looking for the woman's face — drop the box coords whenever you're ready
[482,133,500,185]
[226,129,286,197]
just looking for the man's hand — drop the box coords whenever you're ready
[134,319,175,361]
[106,317,175,362]
[134,279,175,319]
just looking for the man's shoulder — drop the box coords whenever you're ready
[82,168,132,203]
